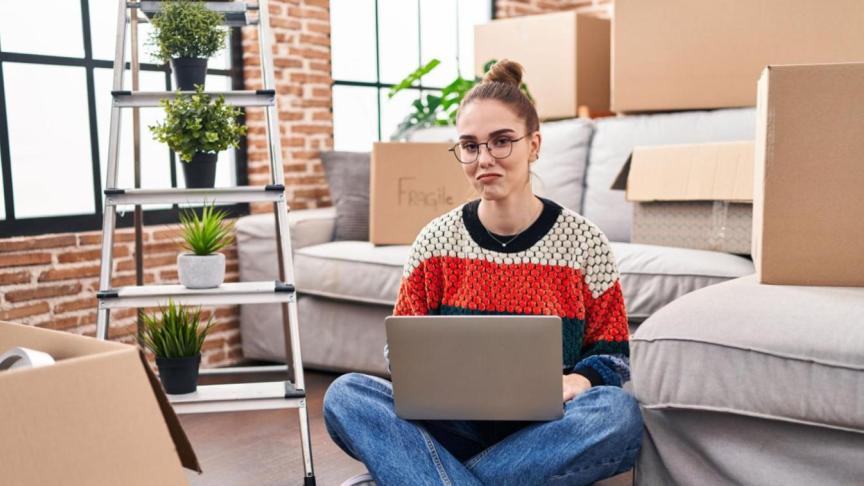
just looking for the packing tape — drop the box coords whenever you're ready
[0,346,56,371]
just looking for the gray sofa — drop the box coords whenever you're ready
[236,107,758,375]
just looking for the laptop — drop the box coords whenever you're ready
[385,315,564,421]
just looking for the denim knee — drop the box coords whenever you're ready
[323,372,367,419]
[599,386,644,447]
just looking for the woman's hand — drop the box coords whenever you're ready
[562,373,591,403]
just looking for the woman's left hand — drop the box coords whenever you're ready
[562,373,591,403]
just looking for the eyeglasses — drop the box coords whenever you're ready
[448,133,530,164]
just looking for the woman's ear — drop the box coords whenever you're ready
[530,130,542,162]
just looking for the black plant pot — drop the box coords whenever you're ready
[171,57,208,91]
[155,354,201,394]
[183,152,218,188]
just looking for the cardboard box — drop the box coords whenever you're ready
[612,141,754,254]
[613,0,864,112]
[475,11,610,120]
[370,142,476,245]
[753,63,864,286]
[0,321,200,485]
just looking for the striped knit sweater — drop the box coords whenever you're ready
[386,196,631,387]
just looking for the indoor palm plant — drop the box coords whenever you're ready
[141,299,214,394]
[176,201,235,289]
[387,59,534,140]
[148,0,227,90]
[150,85,247,188]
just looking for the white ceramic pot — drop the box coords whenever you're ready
[177,252,225,289]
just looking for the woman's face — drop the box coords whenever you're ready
[455,99,541,201]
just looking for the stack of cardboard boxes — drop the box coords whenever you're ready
[608,0,864,286]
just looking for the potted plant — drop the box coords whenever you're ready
[177,201,235,289]
[388,59,533,140]
[140,299,214,394]
[148,0,227,90]
[150,85,247,188]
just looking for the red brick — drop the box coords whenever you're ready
[0,302,50,320]
[58,246,129,264]
[0,270,32,285]
[6,283,81,303]
[305,21,330,35]
[292,124,331,135]
[54,296,97,314]
[77,231,137,246]
[143,241,183,254]
[38,264,101,282]
[0,252,52,268]
[0,234,76,252]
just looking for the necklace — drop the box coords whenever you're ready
[484,226,525,248]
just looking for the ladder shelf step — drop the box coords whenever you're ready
[129,1,259,27]
[167,381,305,414]
[112,90,275,108]
[97,281,295,309]
[104,185,285,205]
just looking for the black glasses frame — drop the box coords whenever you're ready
[448,133,531,164]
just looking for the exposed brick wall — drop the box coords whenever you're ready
[243,0,333,215]
[496,0,612,18]
[0,226,242,368]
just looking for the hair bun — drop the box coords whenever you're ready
[482,59,524,87]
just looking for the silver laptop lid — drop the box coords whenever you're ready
[385,315,563,421]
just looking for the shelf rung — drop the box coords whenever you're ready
[112,90,275,108]
[130,1,259,27]
[167,381,305,414]
[199,364,289,376]
[104,185,285,205]
[97,281,295,309]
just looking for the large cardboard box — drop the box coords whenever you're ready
[0,321,200,485]
[612,141,754,254]
[613,0,864,112]
[475,11,610,120]
[370,142,476,245]
[753,63,864,286]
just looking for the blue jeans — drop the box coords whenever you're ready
[323,372,643,486]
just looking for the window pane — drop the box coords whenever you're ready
[5,64,94,218]
[380,88,420,142]
[419,0,458,88]
[458,0,492,79]
[330,0,376,82]
[378,0,420,85]
[89,0,125,61]
[95,68,173,211]
[333,86,378,152]
[0,0,84,57]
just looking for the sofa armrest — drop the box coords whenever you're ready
[236,206,336,251]
[236,207,337,282]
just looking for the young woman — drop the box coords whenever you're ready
[323,60,643,486]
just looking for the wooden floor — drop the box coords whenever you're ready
[180,369,633,486]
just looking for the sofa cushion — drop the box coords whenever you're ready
[320,151,370,241]
[631,274,864,434]
[407,118,594,213]
[293,240,754,322]
[610,242,754,321]
[584,108,756,242]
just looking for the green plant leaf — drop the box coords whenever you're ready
[387,59,441,99]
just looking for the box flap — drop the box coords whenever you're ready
[139,351,202,473]
[611,141,755,202]
[0,321,201,483]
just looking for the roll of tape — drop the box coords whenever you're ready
[0,346,56,371]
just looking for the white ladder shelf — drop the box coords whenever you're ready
[96,1,316,484]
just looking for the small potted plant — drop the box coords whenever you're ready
[177,201,235,289]
[149,85,247,188]
[141,299,214,395]
[148,0,227,90]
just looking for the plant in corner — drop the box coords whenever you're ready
[150,85,247,188]
[176,201,235,289]
[141,299,214,394]
[387,59,534,141]
[148,0,227,90]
